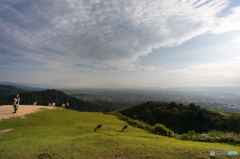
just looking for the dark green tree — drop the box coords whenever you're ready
[140,109,151,121]
[189,103,199,112]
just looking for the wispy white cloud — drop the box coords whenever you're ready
[0,0,240,71]
[139,66,161,71]
[159,56,240,80]
[233,35,240,43]
[212,6,240,34]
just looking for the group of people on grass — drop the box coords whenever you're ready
[47,103,56,106]
[13,94,70,113]
[62,102,69,110]
[47,102,69,109]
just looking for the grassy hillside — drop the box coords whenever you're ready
[0,89,103,111]
[0,107,239,158]
[0,84,27,96]
[117,101,240,134]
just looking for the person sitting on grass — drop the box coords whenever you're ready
[62,104,65,109]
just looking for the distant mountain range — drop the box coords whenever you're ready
[160,86,240,94]
[94,84,240,93]
[0,82,45,91]
[0,83,117,111]
[0,89,106,111]
[0,84,27,97]
[0,81,239,94]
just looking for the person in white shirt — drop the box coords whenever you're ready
[15,94,20,113]
[66,102,69,109]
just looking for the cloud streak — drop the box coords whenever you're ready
[0,0,240,71]
[159,56,240,81]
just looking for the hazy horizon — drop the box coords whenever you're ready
[0,0,240,88]
[1,81,240,91]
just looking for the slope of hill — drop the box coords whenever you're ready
[117,101,240,134]
[0,84,27,96]
[0,107,239,158]
[0,89,103,111]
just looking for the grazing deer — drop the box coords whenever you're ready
[122,125,129,132]
[94,124,104,132]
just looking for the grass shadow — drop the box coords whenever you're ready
[37,153,53,159]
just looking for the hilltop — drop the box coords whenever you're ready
[117,101,240,134]
[0,84,27,97]
[0,107,239,158]
[0,89,103,111]
[0,105,54,121]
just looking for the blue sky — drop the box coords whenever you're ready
[0,0,240,88]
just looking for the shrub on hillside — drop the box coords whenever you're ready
[107,112,153,131]
[177,130,240,144]
[181,130,199,140]
[181,134,190,140]
[153,124,170,135]
[108,112,240,144]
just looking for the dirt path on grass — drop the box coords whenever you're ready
[0,105,55,121]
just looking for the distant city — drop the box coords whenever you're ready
[63,87,240,113]
[1,81,239,112]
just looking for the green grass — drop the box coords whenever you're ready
[0,108,240,159]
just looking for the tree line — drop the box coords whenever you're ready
[117,101,240,134]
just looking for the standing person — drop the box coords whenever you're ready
[15,94,20,113]
[66,102,69,110]
[13,96,17,113]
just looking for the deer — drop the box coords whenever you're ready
[122,125,129,132]
[94,124,104,132]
